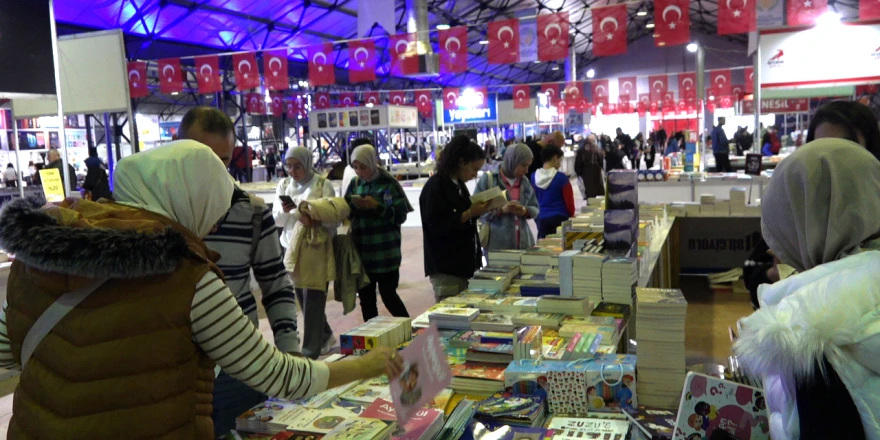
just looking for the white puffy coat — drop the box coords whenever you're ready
[734,251,880,440]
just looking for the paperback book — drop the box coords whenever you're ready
[389,325,453,425]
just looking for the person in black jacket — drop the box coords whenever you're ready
[615,128,635,163]
[420,135,491,302]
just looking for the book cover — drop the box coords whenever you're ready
[360,398,397,422]
[275,407,356,434]
[623,406,676,440]
[465,422,546,440]
[322,418,392,440]
[673,373,770,440]
[450,363,506,381]
[390,325,453,425]
[546,417,630,440]
[392,407,444,440]
[339,376,391,404]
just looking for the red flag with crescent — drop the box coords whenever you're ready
[592,5,627,56]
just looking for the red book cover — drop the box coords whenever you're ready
[360,398,397,422]
[450,363,505,381]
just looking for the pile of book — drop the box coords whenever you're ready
[469,313,515,332]
[730,187,747,216]
[449,363,507,394]
[521,246,561,275]
[536,296,593,316]
[513,325,543,360]
[361,399,445,440]
[468,273,511,293]
[572,252,605,304]
[340,317,413,355]
[487,249,526,266]
[602,256,638,305]
[428,307,479,330]
[636,287,688,409]
[436,399,477,440]
[511,312,564,329]
[474,394,547,428]
[546,416,631,440]
[465,340,514,364]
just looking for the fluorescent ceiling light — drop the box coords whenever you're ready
[646,23,655,29]
[686,43,698,52]
[586,69,595,78]
[479,40,489,44]
[551,66,560,71]
[637,10,648,16]
[436,24,451,30]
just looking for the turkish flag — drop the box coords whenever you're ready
[861,0,880,19]
[745,67,754,94]
[678,72,697,102]
[592,5,628,56]
[706,87,718,104]
[270,93,285,117]
[194,55,222,94]
[314,92,331,110]
[349,39,377,83]
[390,33,418,76]
[415,90,433,116]
[564,82,583,102]
[389,91,406,105]
[488,18,520,64]
[731,84,745,100]
[537,12,569,61]
[158,58,183,94]
[285,97,299,119]
[245,93,264,114]
[719,95,734,109]
[788,0,827,26]
[648,75,668,103]
[639,93,651,107]
[443,88,460,110]
[654,0,690,47]
[339,93,357,107]
[663,91,676,110]
[263,50,289,91]
[233,52,260,90]
[470,87,490,109]
[718,0,756,35]
[364,91,380,106]
[677,100,688,115]
[439,26,468,74]
[618,76,637,102]
[541,83,560,103]
[308,43,335,86]
[513,85,531,109]
[592,80,610,106]
[711,70,732,96]
[127,61,148,98]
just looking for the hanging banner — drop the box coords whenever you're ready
[158,58,183,94]
[718,0,756,35]
[0,0,56,97]
[389,33,418,76]
[263,50,289,91]
[592,5,628,56]
[787,0,827,27]
[308,43,335,86]
[438,26,468,74]
[654,0,690,46]
[537,12,569,61]
[618,76,637,101]
[233,52,260,90]
[741,98,809,114]
[759,22,880,88]
[389,91,407,105]
[443,93,498,124]
[364,91,380,106]
[195,55,222,94]
[518,15,538,63]
[127,61,149,98]
[756,0,785,28]
[513,85,531,109]
[348,39,377,83]
[488,18,520,64]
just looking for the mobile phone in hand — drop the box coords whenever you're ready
[279,195,295,207]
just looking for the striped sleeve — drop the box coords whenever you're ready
[253,205,301,353]
[0,302,17,370]
[192,272,329,399]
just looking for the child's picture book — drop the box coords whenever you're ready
[673,373,770,440]
[390,325,453,426]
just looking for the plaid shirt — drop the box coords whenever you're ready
[344,173,409,274]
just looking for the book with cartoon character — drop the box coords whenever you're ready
[390,325,453,426]
[339,376,391,404]
[672,373,770,440]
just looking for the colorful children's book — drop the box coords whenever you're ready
[322,417,395,440]
[673,372,770,440]
[450,363,506,381]
[339,376,391,404]
[546,417,631,440]
[623,406,676,440]
[390,324,453,425]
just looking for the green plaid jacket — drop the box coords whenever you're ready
[344,173,409,273]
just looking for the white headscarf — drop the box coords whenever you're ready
[285,146,316,184]
[351,145,380,182]
[762,138,880,272]
[113,140,234,238]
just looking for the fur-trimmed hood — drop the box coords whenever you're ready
[0,197,195,279]
[734,250,880,439]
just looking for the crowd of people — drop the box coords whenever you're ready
[0,99,879,438]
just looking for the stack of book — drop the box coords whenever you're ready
[339,376,392,404]
[465,341,514,364]
[730,187,747,216]
[559,322,614,345]
[519,283,561,297]
[536,296,593,316]
[545,416,631,440]
[411,303,468,328]
[236,403,358,436]
[340,317,413,355]
[487,249,526,265]
[449,363,507,394]
[513,325,543,360]
[636,287,688,409]
[468,273,511,293]
[323,417,397,440]
[480,264,521,280]
[436,399,477,440]
[572,252,605,304]
[494,297,538,314]
[556,250,579,297]
[513,273,549,286]
[511,312,565,329]
[474,394,547,428]
[602,256,638,305]
[469,313,515,332]
[545,268,560,284]
[428,307,480,330]
[361,400,445,440]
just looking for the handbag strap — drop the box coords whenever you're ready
[21,278,109,368]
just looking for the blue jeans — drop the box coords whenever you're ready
[212,371,267,437]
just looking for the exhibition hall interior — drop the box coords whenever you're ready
[0,0,879,438]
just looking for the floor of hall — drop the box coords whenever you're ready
[0,210,754,437]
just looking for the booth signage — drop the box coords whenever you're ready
[39,168,65,202]
[678,217,763,271]
[741,99,808,114]
[759,22,880,88]
[443,93,498,124]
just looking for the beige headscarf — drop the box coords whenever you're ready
[761,138,880,272]
[351,145,380,182]
[113,140,234,238]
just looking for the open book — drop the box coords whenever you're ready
[471,186,508,211]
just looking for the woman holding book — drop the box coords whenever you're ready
[345,144,413,321]
[0,141,402,439]
[475,143,539,251]
[734,139,880,440]
[420,135,491,302]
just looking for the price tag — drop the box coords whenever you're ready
[39,168,65,202]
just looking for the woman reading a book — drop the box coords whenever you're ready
[0,141,402,439]
[475,143,540,251]
[420,135,491,302]
[734,139,880,440]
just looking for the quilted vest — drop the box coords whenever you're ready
[4,209,223,439]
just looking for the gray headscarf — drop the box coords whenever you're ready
[285,146,316,184]
[501,143,534,178]
[761,138,880,272]
[351,145,380,182]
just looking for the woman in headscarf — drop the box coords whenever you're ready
[0,141,401,439]
[345,144,413,322]
[273,147,338,359]
[734,138,880,440]
[474,143,539,251]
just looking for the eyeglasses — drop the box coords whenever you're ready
[285,162,305,172]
